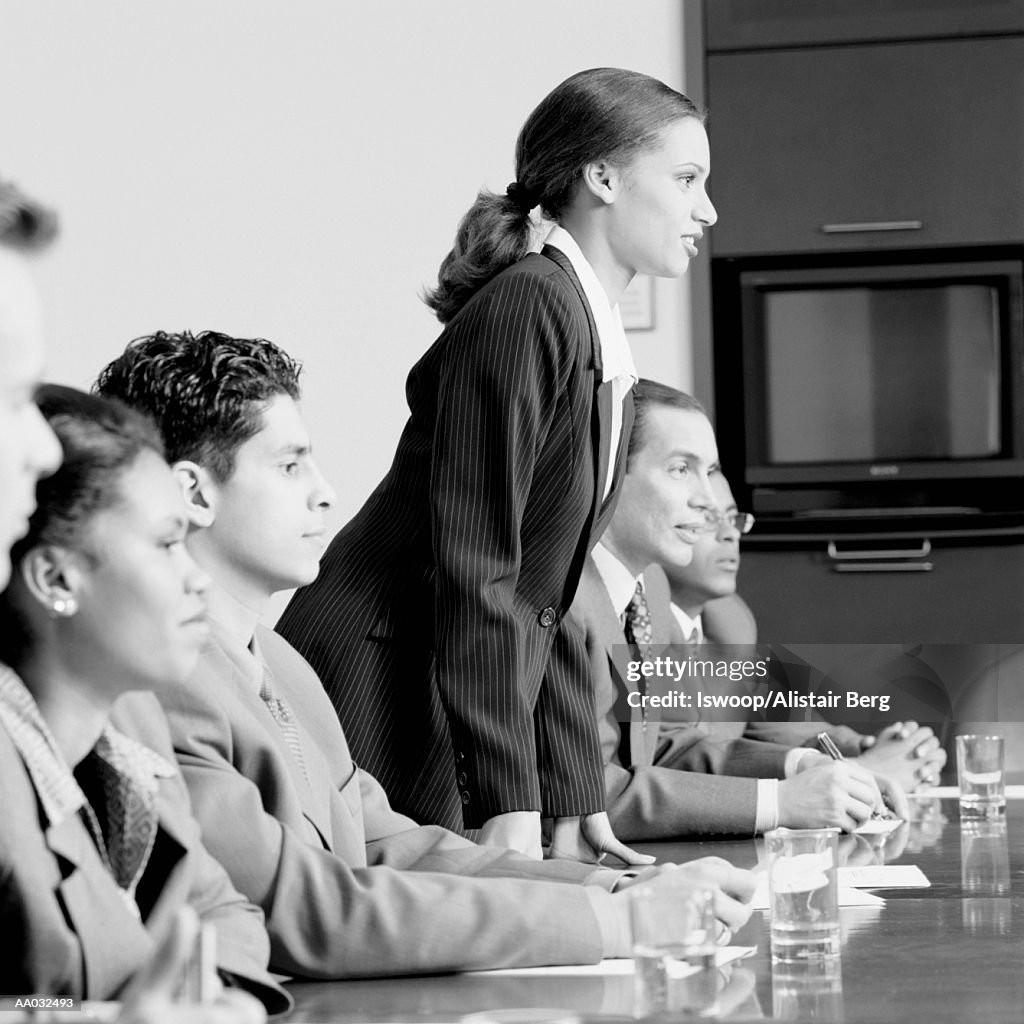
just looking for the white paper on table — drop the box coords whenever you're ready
[752,880,884,910]
[469,946,756,978]
[909,784,1024,799]
[854,816,904,836]
[838,865,930,889]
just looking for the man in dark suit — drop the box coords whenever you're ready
[570,379,908,839]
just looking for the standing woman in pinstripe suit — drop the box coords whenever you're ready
[277,67,717,859]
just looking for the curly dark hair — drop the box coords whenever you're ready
[94,330,302,482]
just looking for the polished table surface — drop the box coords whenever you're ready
[285,798,1024,1023]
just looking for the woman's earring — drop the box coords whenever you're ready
[51,597,78,618]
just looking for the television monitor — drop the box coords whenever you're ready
[711,246,1024,527]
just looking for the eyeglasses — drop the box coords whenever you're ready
[702,510,756,535]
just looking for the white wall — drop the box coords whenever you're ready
[3,0,695,612]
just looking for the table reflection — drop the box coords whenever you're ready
[286,800,1024,1024]
[771,957,843,1022]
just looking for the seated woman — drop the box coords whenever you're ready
[0,385,287,1014]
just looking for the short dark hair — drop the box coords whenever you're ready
[94,330,302,482]
[12,385,164,559]
[424,68,704,324]
[627,378,706,470]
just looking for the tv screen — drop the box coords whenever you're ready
[763,282,1001,464]
[712,247,1024,522]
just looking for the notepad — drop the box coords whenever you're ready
[752,881,885,910]
[838,864,930,889]
[854,815,904,836]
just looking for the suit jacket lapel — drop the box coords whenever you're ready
[211,637,338,849]
[577,557,656,769]
[593,385,635,542]
[540,244,609,540]
[46,814,152,996]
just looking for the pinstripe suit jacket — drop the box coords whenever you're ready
[277,246,627,831]
[569,558,792,838]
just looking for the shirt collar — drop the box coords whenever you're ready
[592,542,645,621]
[0,663,174,829]
[545,225,637,386]
[206,615,267,696]
[671,603,704,644]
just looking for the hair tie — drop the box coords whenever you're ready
[505,181,539,213]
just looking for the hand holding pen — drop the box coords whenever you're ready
[817,731,907,821]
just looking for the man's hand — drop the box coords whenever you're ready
[778,761,883,831]
[858,721,946,792]
[548,811,656,865]
[622,857,758,935]
[477,810,543,859]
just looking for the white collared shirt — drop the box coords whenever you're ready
[545,225,637,501]
[592,541,643,624]
[671,604,705,645]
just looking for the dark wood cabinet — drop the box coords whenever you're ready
[706,0,1024,52]
[706,35,1024,256]
[740,534,1024,642]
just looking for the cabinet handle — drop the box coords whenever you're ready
[820,220,923,234]
[827,539,931,560]
[833,561,934,573]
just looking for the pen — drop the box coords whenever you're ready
[816,732,897,820]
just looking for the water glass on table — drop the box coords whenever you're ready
[765,827,841,962]
[956,734,1005,821]
[630,881,719,1016]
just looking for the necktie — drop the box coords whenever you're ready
[686,626,700,645]
[624,581,653,653]
[260,676,310,786]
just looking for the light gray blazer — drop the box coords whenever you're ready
[569,558,791,838]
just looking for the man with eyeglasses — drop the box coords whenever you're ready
[663,474,756,646]
[569,379,907,839]
[668,474,947,795]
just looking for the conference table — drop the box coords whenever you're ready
[285,796,1024,1024]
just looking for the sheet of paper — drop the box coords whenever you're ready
[470,946,756,978]
[855,816,904,835]
[752,880,885,910]
[910,784,1024,799]
[838,864,930,889]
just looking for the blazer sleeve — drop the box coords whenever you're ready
[604,758,758,839]
[154,672,609,979]
[429,269,601,824]
[535,613,607,817]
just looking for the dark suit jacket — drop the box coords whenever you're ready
[0,691,286,1011]
[569,557,791,839]
[140,624,618,979]
[277,246,627,830]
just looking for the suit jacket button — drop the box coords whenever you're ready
[458,772,468,785]
[461,791,471,804]
[538,606,557,628]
